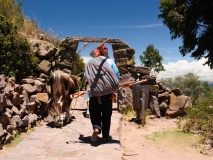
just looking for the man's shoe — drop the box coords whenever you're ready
[91,129,99,142]
[102,135,112,142]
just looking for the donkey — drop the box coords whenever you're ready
[48,70,78,127]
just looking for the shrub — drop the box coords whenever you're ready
[178,93,213,146]
[0,0,24,29]
[0,15,39,81]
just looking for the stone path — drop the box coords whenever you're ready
[0,96,122,160]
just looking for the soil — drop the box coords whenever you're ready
[120,116,213,160]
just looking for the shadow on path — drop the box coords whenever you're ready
[78,134,120,147]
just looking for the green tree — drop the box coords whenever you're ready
[140,44,165,73]
[160,77,173,88]
[71,53,86,90]
[72,53,85,76]
[0,15,38,81]
[160,72,213,105]
[158,0,213,68]
[174,73,200,98]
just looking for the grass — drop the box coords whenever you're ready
[5,135,24,148]
[122,104,137,121]
[5,127,36,149]
[144,128,202,152]
[121,104,149,128]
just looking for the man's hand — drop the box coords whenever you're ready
[97,43,102,48]
[97,43,109,58]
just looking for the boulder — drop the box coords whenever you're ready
[165,93,192,117]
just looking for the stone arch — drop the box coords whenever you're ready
[59,36,151,112]
[60,36,136,75]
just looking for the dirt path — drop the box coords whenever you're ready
[121,116,213,160]
[0,97,122,160]
[0,96,213,160]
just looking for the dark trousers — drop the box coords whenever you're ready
[89,94,112,139]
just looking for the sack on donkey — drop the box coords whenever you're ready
[85,57,119,96]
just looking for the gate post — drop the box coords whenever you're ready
[132,85,149,126]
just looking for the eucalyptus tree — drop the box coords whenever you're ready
[158,0,213,68]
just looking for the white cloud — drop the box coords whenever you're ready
[92,23,163,29]
[157,58,213,82]
[110,23,163,29]
[82,56,213,83]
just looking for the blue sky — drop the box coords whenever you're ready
[22,0,213,82]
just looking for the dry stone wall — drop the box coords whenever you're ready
[111,42,192,119]
[0,74,49,148]
[0,37,79,148]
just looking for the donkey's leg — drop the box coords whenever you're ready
[57,96,64,127]
[65,98,72,123]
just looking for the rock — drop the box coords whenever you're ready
[36,93,49,103]
[27,102,36,113]
[4,84,14,95]
[0,93,7,112]
[14,84,23,94]
[12,92,21,105]
[0,81,7,90]
[149,95,161,117]
[0,123,4,139]
[169,94,189,111]
[20,104,28,117]
[55,51,76,69]
[30,95,41,106]
[6,125,13,135]
[5,108,13,116]
[149,84,159,93]
[165,93,192,117]
[0,103,3,113]
[158,91,170,101]
[34,79,43,86]
[21,90,29,102]
[113,48,135,59]
[22,78,34,84]
[22,115,29,127]
[59,39,78,51]
[112,43,130,50]
[12,115,22,128]
[28,113,38,124]
[4,132,13,144]
[171,88,182,96]
[38,73,49,79]
[35,84,43,92]
[0,113,10,128]
[36,60,52,75]
[8,77,16,86]
[128,66,150,75]
[21,84,37,94]
[115,57,135,66]
[0,74,8,82]
[159,102,168,111]
[12,105,21,115]
[30,39,57,58]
